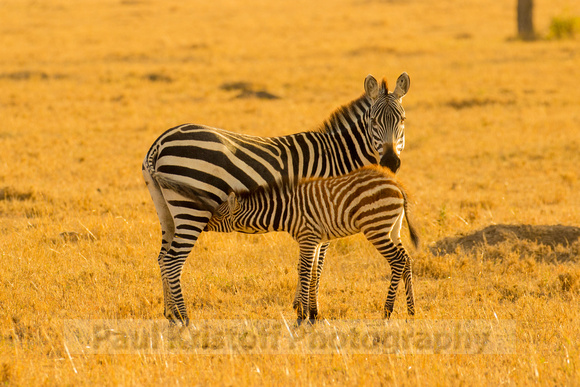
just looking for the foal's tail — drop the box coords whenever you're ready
[400,188,420,249]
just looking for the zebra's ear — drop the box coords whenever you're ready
[226,192,238,214]
[364,75,379,101]
[392,72,410,100]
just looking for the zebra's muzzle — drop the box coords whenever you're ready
[380,146,401,174]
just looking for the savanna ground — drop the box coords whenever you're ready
[1,0,580,385]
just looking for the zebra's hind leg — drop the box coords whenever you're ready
[162,198,213,326]
[363,224,406,319]
[383,249,406,319]
[390,209,415,317]
[402,256,415,316]
[146,173,213,325]
[143,167,177,322]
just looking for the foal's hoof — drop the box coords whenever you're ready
[295,318,316,327]
[165,311,190,327]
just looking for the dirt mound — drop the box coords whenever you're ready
[219,81,281,100]
[431,224,580,257]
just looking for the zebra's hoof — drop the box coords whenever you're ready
[167,319,190,328]
[295,318,317,327]
[165,311,190,327]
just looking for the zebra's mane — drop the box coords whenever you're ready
[315,93,370,134]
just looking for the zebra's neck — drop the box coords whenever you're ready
[276,94,376,180]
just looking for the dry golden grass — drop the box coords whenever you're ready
[1,0,580,384]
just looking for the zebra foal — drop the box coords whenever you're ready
[205,165,419,321]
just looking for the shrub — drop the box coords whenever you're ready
[548,14,580,39]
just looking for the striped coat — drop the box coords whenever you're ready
[206,165,419,321]
[144,73,410,324]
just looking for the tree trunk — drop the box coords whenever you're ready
[517,0,535,40]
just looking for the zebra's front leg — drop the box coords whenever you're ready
[308,242,329,321]
[292,261,302,311]
[295,240,319,324]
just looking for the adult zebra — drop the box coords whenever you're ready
[205,165,419,322]
[143,72,410,324]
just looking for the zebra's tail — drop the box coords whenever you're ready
[401,189,420,249]
[152,172,217,213]
[143,143,159,178]
[143,142,218,212]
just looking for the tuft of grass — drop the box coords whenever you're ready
[548,14,580,39]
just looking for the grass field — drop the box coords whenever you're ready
[1,0,580,384]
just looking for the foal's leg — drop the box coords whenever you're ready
[308,243,329,320]
[390,210,415,316]
[362,214,407,319]
[402,257,415,316]
[295,239,320,323]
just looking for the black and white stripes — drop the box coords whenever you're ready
[206,165,419,321]
[142,73,410,324]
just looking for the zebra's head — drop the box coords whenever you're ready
[206,193,237,232]
[364,72,410,173]
[206,192,256,234]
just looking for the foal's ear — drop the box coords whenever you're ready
[392,72,410,100]
[364,75,379,101]
[227,192,238,213]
